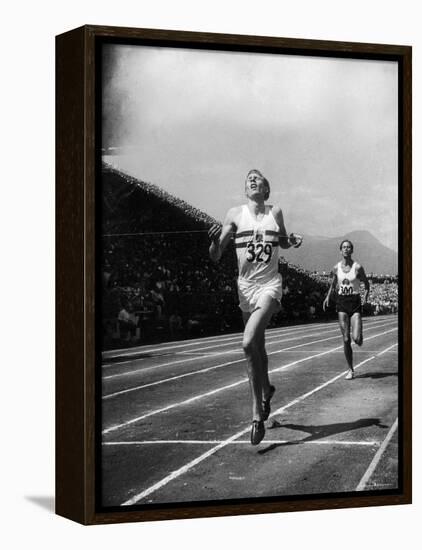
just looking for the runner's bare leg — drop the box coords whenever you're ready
[351,312,363,346]
[242,294,278,420]
[257,331,271,399]
[338,312,353,373]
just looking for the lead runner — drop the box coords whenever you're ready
[208,169,303,445]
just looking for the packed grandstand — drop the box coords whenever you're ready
[101,162,398,348]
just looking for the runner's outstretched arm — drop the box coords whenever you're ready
[323,266,338,311]
[271,205,303,249]
[208,208,237,262]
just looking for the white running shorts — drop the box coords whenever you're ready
[237,274,283,313]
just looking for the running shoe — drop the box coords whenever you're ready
[250,420,265,445]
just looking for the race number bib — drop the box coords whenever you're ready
[339,278,354,296]
[246,242,273,264]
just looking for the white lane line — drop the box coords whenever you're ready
[120,341,395,505]
[103,325,342,380]
[102,318,352,360]
[103,330,335,380]
[102,322,322,361]
[377,343,398,355]
[103,317,393,367]
[102,323,350,370]
[356,417,399,491]
[103,315,392,357]
[176,347,396,356]
[103,348,331,425]
[177,351,243,357]
[103,323,396,398]
[268,347,396,417]
[104,440,380,447]
[103,320,396,383]
[255,349,398,354]
[102,327,397,429]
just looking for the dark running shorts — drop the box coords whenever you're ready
[336,294,361,316]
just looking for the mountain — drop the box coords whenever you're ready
[281,230,398,276]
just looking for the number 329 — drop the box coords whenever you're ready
[246,243,272,263]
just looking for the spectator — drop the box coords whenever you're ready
[169,311,183,339]
[118,303,138,341]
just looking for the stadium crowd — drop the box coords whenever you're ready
[102,230,338,347]
[367,280,398,314]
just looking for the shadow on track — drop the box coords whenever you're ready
[258,417,387,455]
[355,372,398,380]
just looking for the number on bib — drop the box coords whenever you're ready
[339,286,354,296]
[246,242,273,264]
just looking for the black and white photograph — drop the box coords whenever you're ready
[3,0,421,542]
[99,41,401,509]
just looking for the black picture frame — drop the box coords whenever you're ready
[56,25,412,525]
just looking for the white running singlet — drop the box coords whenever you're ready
[234,205,281,283]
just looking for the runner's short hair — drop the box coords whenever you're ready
[245,169,270,200]
[339,239,354,253]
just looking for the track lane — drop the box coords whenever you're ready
[102,318,396,396]
[102,317,362,362]
[102,316,392,372]
[103,339,398,505]
[101,322,397,429]
[101,329,396,441]
[100,318,399,507]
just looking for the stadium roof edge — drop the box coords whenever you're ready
[102,161,219,226]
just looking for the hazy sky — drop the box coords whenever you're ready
[102,44,398,251]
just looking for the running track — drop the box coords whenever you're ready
[101,315,399,507]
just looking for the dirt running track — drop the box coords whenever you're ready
[100,315,399,507]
